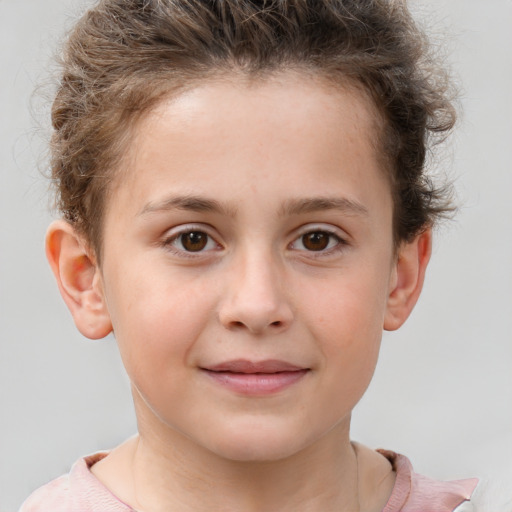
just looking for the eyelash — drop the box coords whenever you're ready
[288,227,348,257]
[161,225,221,258]
[161,225,348,258]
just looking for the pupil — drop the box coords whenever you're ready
[303,232,329,251]
[182,232,207,251]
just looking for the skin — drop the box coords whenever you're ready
[47,73,431,512]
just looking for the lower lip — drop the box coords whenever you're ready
[202,369,309,395]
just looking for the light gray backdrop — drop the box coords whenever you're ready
[1,0,511,510]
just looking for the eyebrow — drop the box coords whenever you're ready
[279,197,368,217]
[139,194,368,218]
[139,195,238,217]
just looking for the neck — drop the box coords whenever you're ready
[132,427,359,512]
[95,416,361,512]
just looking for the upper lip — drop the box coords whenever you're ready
[203,359,306,373]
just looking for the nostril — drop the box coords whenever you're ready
[227,319,283,330]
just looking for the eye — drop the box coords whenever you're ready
[290,228,346,253]
[164,228,220,254]
[177,231,210,252]
[300,232,332,251]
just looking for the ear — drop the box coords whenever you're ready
[384,229,432,331]
[46,219,113,339]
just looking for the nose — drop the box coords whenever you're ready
[218,251,294,335]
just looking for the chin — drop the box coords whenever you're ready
[211,440,305,463]
[202,420,317,463]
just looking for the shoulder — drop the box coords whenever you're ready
[19,452,133,512]
[378,449,479,512]
[19,473,71,512]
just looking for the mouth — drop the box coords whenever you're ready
[200,359,310,395]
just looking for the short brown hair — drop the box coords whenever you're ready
[50,0,456,259]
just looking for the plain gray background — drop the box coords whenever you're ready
[1,0,511,510]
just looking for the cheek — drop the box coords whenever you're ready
[299,263,390,383]
[307,285,384,417]
[103,265,217,377]
[305,271,389,343]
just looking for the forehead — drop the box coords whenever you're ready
[108,73,391,222]
[141,72,382,146]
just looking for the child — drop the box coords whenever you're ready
[21,0,481,510]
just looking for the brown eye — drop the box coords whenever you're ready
[180,231,209,252]
[301,232,330,251]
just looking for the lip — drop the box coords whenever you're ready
[201,359,310,395]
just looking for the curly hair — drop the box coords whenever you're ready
[50,0,456,259]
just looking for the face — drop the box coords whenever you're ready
[98,74,398,461]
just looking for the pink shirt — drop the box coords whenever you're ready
[20,450,478,512]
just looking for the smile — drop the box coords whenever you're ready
[201,359,310,395]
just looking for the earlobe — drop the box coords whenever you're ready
[46,219,113,340]
[384,229,432,331]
